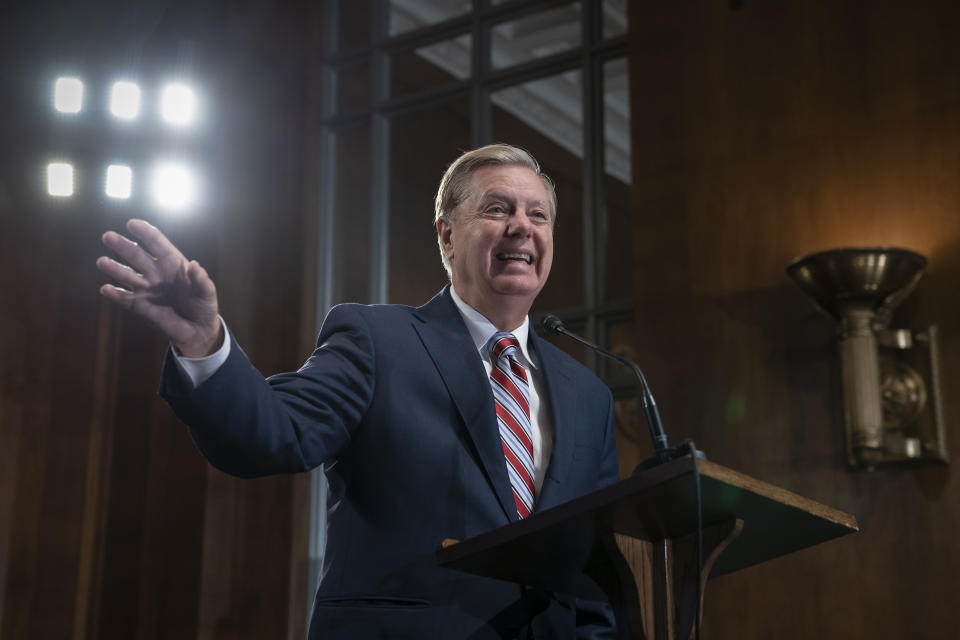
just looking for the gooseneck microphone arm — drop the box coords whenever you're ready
[540,315,706,640]
[539,315,671,461]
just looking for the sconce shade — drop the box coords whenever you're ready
[786,247,927,322]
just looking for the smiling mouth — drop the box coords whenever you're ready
[496,252,533,264]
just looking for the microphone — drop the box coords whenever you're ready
[540,315,706,640]
[539,314,673,465]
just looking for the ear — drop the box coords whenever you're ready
[437,218,454,261]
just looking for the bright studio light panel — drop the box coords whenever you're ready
[47,75,206,210]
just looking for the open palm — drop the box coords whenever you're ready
[97,219,222,357]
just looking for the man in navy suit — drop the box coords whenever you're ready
[97,144,619,638]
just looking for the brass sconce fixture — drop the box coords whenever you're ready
[787,248,949,470]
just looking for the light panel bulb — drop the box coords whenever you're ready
[105,165,133,199]
[47,162,74,197]
[151,163,197,211]
[160,84,196,126]
[110,81,141,119]
[54,77,84,113]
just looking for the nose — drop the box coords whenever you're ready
[506,209,534,236]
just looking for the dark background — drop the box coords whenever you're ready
[2,1,959,638]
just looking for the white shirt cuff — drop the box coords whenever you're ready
[170,317,231,389]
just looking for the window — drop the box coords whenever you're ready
[309,0,632,596]
[317,0,631,321]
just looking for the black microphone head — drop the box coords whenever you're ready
[539,314,565,335]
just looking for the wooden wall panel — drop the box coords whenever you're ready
[0,2,320,638]
[628,1,960,637]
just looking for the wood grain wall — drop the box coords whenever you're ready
[0,3,321,638]
[7,0,960,637]
[627,1,960,637]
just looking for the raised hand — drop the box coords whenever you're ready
[97,219,223,357]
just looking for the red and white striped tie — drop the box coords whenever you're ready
[487,332,535,518]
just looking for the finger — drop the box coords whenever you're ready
[185,260,217,301]
[99,283,136,309]
[102,230,162,278]
[96,256,149,290]
[126,219,186,265]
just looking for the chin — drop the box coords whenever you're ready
[491,278,543,298]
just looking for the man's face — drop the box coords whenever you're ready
[438,165,554,319]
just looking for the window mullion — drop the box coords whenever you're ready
[370,0,390,304]
[472,0,491,147]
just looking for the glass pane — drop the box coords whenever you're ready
[606,318,637,386]
[492,3,581,69]
[389,0,471,36]
[388,96,471,306]
[603,57,632,302]
[333,125,372,304]
[540,318,589,367]
[391,34,471,98]
[614,394,644,461]
[602,0,628,39]
[492,71,584,313]
[337,0,373,52]
[336,59,371,114]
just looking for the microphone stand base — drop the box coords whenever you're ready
[632,442,707,475]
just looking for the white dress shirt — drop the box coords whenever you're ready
[448,286,554,496]
[170,316,231,389]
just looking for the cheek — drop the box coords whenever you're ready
[539,235,554,272]
[470,233,496,261]
[541,255,554,279]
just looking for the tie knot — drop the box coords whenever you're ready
[487,332,521,361]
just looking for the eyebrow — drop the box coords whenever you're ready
[479,190,549,210]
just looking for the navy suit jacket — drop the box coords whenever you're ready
[161,287,619,639]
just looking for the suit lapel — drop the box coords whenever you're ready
[529,332,576,512]
[411,288,518,522]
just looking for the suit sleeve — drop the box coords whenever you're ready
[159,304,375,478]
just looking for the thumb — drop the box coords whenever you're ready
[186,260,217,300]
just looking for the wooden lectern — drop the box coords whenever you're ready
[437,455,858,640]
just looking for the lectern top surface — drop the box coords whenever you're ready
[437,456,858,593]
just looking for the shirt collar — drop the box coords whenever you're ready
[449,285,537,369]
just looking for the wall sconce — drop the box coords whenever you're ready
[787,248,949,470]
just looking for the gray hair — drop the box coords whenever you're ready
[434,143,556,277]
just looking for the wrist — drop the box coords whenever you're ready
[176,318,224,358]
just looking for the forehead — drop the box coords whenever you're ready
[466,165,549,206]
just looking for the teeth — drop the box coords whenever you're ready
[497,252,532,264]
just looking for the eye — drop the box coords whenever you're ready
[485,204,507,214]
